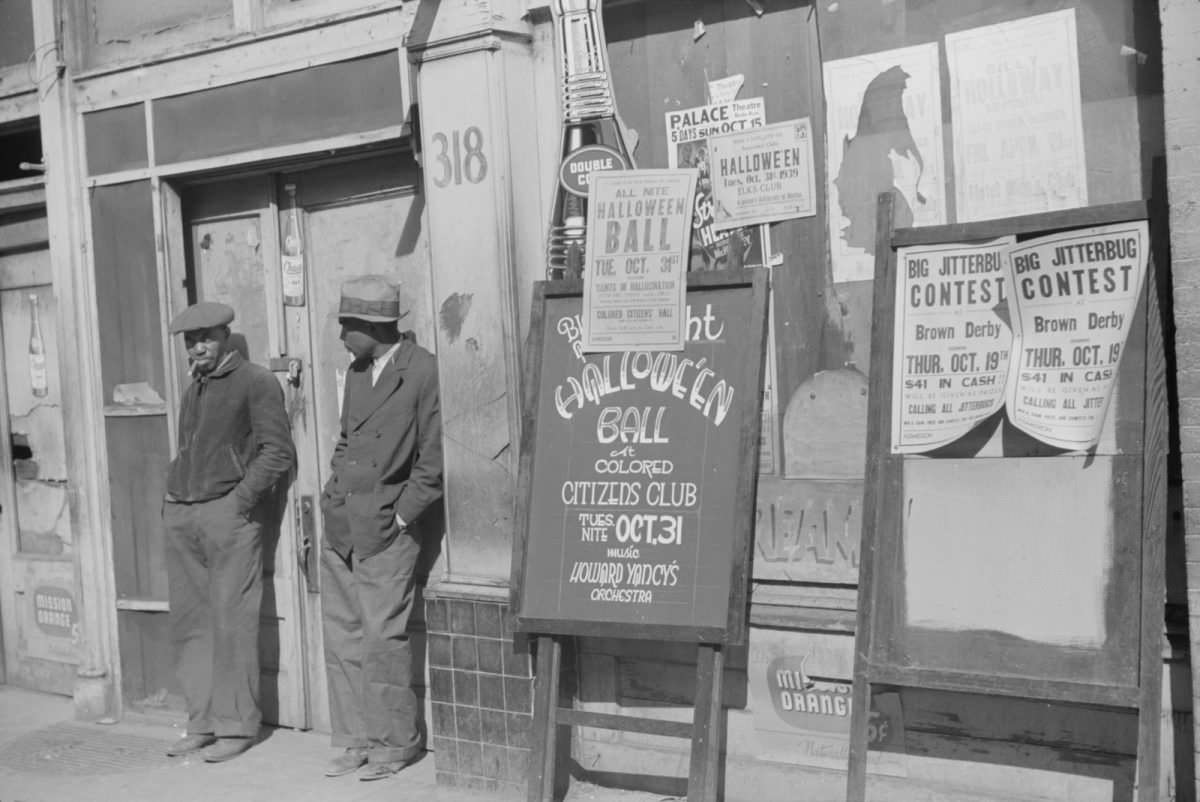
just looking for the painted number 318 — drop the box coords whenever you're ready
[431,126,487,187]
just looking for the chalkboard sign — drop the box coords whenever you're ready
[511,269,768,645]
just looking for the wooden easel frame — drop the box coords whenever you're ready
[511,270,769,802]
[526,636,725,802]
[846,195,1165,801]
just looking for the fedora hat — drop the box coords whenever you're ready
[338,275,407,323]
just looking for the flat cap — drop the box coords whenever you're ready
[338,275,407,322]
[169,301,235,334]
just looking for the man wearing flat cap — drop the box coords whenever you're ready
[320,275,443,781]
[161,301,295,763]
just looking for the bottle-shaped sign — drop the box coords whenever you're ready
[281,183,306,306]
[28,294,47,398]
[546,0,636,280]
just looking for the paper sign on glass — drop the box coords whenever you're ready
[581,169,700,352]
[1002,221,1148,449]
[892,237,1014,453]
[709,118,817,231]
[946,10,1087,223]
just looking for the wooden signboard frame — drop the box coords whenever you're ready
[510,269,769,802]
[846,196,1165,801]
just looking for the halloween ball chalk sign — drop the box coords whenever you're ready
[513,271,768,643]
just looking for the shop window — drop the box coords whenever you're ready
[78,0,233,69]
[601,0,1162,621]
[0,0,35,71]
[91,0,231,42]
[89,181,166,406]
[83,103,148,176]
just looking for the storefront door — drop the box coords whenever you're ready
[0,219,78,695]
[170,150,432,732]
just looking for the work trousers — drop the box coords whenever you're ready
[321,529,422,763]
[163,493,263,737]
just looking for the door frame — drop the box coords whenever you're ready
[0,183,76,693]
[155,142,425,734]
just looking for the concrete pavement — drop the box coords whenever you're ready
[0,686,658,802]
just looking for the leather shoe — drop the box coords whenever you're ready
[203,736,255,763]
[166,734,216,757]
[324,748,368,777]
[358,752,422,782]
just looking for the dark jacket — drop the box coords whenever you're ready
[166,350,295,509]
[321,335,443,559]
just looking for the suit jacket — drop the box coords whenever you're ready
[321,335,443,559]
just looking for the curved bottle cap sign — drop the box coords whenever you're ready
[559,144,629,197]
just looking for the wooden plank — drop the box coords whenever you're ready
[556,708,692,739]
[0,214,49,253]
[891,200,1149,248]
[725,268,769,645]
[869,663,1141,709]
[507,282,545,620]
[528,635,561,802]
[513,616,727,644]
[1136,258,1167,801]
[900,687,1139,757]
[687,644,724,802]
[87,126,408,185]
[846,192,899,802]
[0,180,46,215]
[749,604,856,633]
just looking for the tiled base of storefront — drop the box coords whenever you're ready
[425,585,533,796]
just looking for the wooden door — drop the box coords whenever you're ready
[0,242,79,695]
[176,176,309,728]
[283,152,435,732]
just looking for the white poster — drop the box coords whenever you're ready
[1003,221,1148,449]
[709,118,817,231]
[824,43,946,284]
[665,99,766,271]
[946,10,1088,223]
[892,237,1014,453]
[581,169,699,352]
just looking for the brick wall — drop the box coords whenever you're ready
[1161,0,1200,798]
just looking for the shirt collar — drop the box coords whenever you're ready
[373,341,403,370]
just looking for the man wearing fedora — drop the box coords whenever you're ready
[162,301,295,762]
[320,275,443,781]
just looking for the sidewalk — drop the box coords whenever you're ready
[0,686,657,802]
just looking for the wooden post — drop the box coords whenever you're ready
[688,645,725,802]
[529,635,563,802]
[32,0,120,719]
[846,192,898,802]
[1135,258,1167,801]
